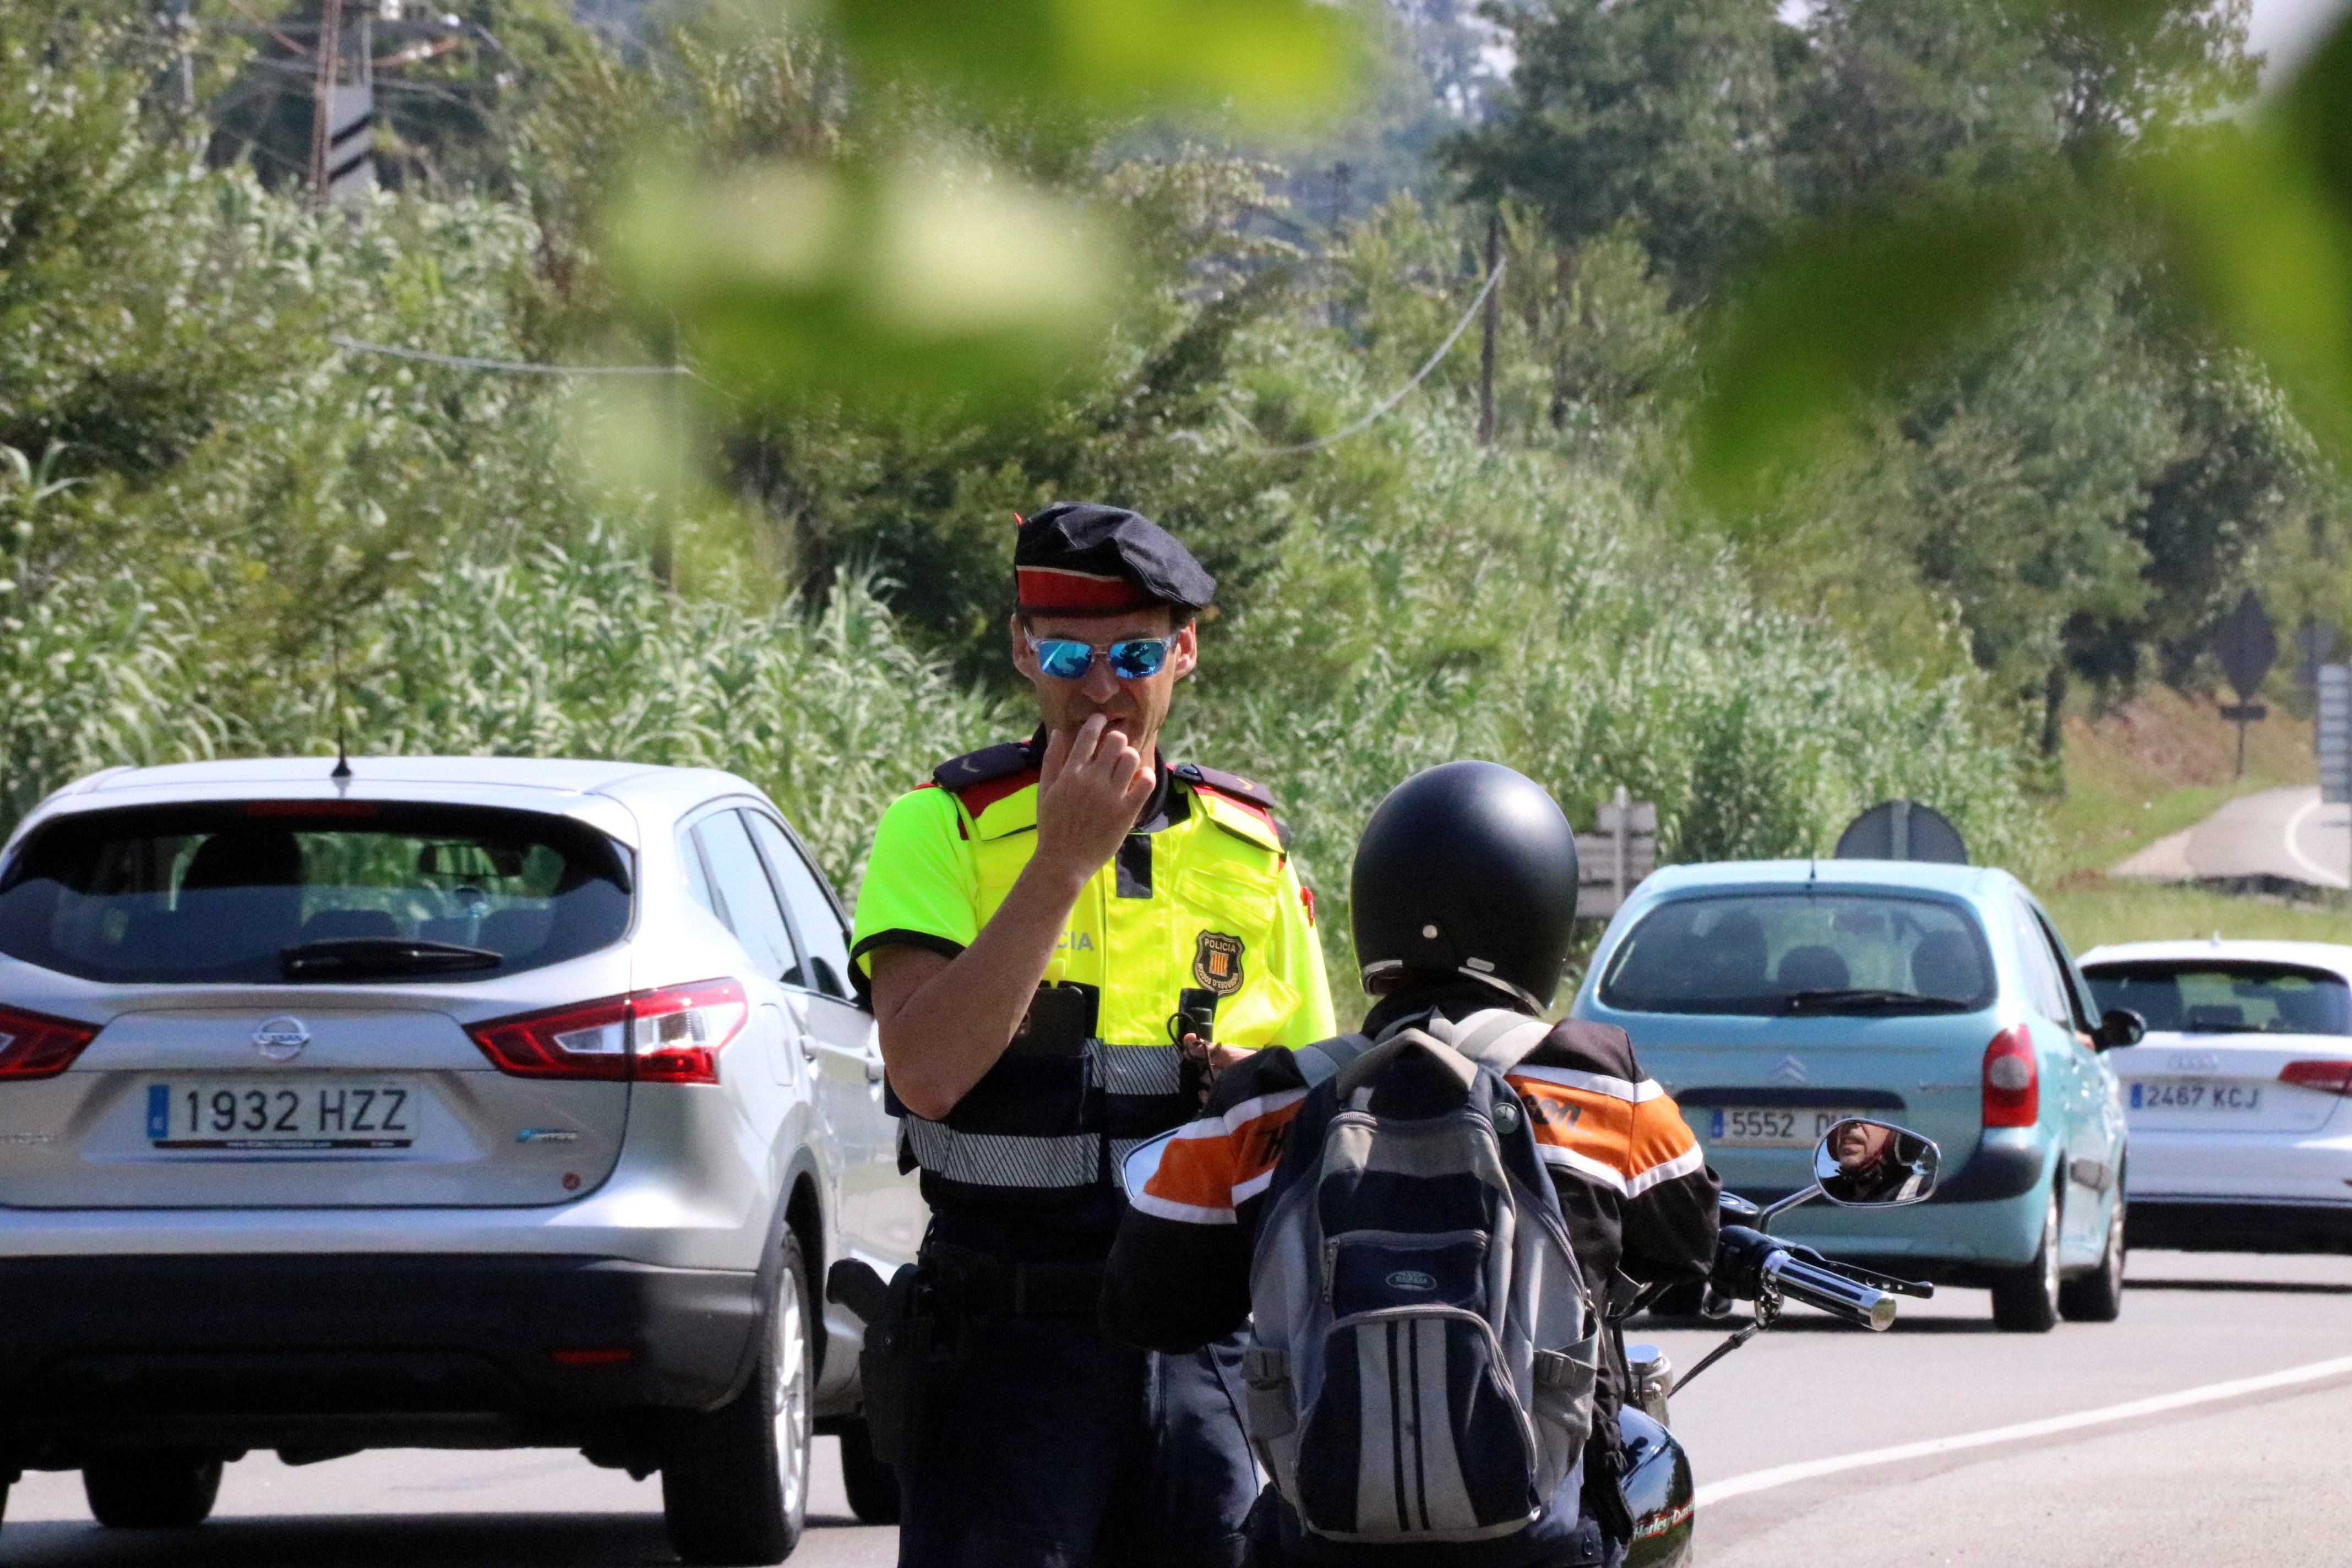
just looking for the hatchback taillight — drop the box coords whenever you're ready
[0,1005,100,1081]
[469,979,749,1086]
[1982,1023,2038,1127]
[2279,1060,2352,1097]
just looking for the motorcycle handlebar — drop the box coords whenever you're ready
[1762,1250,1897,1331]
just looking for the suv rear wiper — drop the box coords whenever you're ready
[279,938,502,980]
[1778,988,1969,1014]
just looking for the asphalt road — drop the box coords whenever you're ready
[2113,784,2352,890]
[5,1249,2351,1566]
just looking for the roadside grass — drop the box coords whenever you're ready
[2043,880,2352,953]
[2041,684,2352,952]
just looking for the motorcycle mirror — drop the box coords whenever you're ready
[1812,1118,1940,1207]
[2095,1007,2146,1050]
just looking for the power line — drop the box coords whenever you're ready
[1264,256,1506,455]
[329,335,696,378]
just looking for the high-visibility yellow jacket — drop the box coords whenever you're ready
[851,736,1337,1207]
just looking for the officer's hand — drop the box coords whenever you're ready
[1035,714,1153,882]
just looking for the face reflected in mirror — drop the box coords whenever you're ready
[1814,1118,1940,1206]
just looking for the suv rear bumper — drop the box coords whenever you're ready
[0,1253,763,1460]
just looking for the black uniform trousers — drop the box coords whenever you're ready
[895,1205,1261,1568]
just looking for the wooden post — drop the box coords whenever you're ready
[308,0,344,206]
[1478,212,1499,447]
[1611,784,1630,909]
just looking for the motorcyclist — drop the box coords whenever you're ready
[1102,760,1722,1566]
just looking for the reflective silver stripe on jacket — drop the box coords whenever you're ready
[1098,1042,1185,1098]
[901,1117,1102,1190]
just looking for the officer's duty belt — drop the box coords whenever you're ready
[933,1247,1106,1317]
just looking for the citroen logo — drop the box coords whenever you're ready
[1772,1054,1808,1085]
[254,1016,311,1061]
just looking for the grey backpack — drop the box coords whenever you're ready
[1239,1009,1599,1544]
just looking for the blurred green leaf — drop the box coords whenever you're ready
[2136,129,2352,456]
[1693,197,2045,503]
[825,0,1359,123]
[616,159,1113,412]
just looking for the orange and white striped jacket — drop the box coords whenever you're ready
[1104,1000,1719,1355]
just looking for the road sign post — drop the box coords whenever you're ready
[2320,665,2350,895]
[2215,590,2278,780]
[1576,786,1657,919]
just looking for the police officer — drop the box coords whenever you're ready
[1103,761,1721,1567]
[851,501,1338,1568]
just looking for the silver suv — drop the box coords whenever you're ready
[0,758,922,1563]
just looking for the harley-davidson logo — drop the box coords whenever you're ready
[1193,931,1245,997]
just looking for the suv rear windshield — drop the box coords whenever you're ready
[1598,891,1995,1015]
[0,801,632,984]
[2083,961,2352,1036]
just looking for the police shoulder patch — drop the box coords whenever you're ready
[1171,761,1276,810]
[933,739,1042,819]
[1175,762,1291,851]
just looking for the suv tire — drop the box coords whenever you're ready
[83,1451,223,1528]
[663,1231,813,1566]
[2060,1190,2126,1323]
[1990,1190,2062,1333]
[837,1419,902,1524]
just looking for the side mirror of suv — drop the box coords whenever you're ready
[2094,1008,2146,1050]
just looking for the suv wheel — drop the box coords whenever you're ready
[837,1419,902,1524]
[663,1231,813,1566]
[1990,1190,2062,1333]
[2060,1190,2126,1323]
[83,1451,224,1529]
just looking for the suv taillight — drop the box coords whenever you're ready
[0,1005,100,1080]
[1982,1023,2038,1127]
[469,979,748,1086]
[2279,1060,2352,1097]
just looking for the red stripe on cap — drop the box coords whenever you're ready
[1016,565,1156,612]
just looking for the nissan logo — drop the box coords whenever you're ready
[254,1016,311,1061]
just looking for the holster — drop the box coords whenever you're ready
[827,1258,960,1467]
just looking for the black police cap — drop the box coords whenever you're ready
[1014,502,1216,615]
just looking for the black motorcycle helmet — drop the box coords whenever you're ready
[1350,761,1581,1011]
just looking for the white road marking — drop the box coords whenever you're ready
[2282,794,2350,889]
[1694,1351,2352,1508]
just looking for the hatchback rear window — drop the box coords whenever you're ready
[0,801,631,984]
[2083,962,2351,1036]
[1598,891,1995,1015]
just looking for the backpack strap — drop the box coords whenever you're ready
[1429,1008,1556,1077]
[1291,1032,1373,1087]
[1333,1027,1478,1104]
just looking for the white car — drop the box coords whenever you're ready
[0,757,922,1562]
[2079,938,2352,1254]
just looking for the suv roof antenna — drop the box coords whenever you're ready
[330,619,353,783]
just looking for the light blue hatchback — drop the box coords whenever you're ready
[1570,859,2133,1331]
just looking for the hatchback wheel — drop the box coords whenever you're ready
[664,1232,813,1566]
[2060,1190,2126,1323]
[1990,1190,2062,1333]
[837,1418,902,1525]
[83,1451,222,1529]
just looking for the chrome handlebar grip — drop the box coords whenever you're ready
[1762,1251,1897,1332]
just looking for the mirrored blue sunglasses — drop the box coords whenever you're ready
[1026,631,1177,681]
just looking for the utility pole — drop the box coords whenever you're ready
[1478,211,1499,447]
[308,0,344,205]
